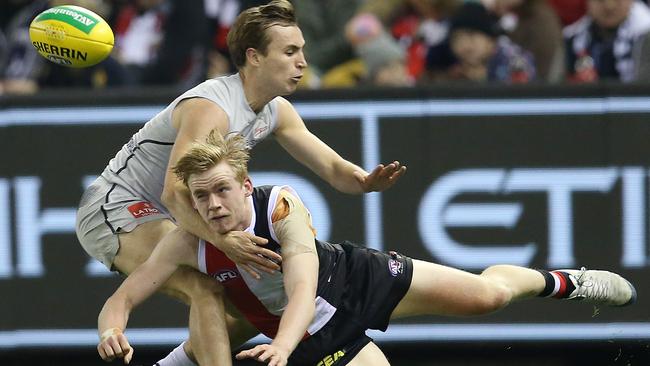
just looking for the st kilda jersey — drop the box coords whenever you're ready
[197,185,347,339]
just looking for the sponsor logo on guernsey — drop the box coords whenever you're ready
[315,350,345,366]
[214,270,239,283]
[127,202,161,218]
[387,250,403,277]
[126,137,137,154]
[253,118,270,140]
[34,6,99,34]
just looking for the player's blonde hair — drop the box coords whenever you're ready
[227,0,297,68]
[172,130,250,187]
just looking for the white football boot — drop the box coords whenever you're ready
[560,267,637,306]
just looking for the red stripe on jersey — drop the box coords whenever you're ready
[204,241,281,338]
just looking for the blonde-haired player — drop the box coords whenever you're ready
[97,131,635,366]
[76,1,405,365]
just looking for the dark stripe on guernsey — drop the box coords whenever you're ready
[113,139,174,175]
[101,183,118,234]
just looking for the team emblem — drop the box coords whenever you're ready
[388,251,404,276]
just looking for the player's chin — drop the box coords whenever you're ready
[211,222,230,234]
[280,84,298,95]
[286,79,301,91]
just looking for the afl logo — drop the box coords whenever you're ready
[214,270,238,282]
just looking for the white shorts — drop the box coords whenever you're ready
[75,176,172,270]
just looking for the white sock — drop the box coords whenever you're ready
[155,342,197,366]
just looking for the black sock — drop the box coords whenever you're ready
[536,269,576,298]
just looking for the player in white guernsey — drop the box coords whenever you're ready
[76,1,405,365]
[96,132,635,366]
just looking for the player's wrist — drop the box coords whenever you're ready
[214,231,236,250]
[99,327,122,342]
[270,339,294,355]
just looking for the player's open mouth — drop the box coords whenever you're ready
[211,215,228,222]
[291,76,302,82]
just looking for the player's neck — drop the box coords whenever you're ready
[241,197,254,231]
[240,71,273,113]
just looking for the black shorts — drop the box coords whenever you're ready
[288,242,414,366]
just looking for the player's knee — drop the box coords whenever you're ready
[162,268,224,305]
[472,266,514,314]
[466,285,511,315]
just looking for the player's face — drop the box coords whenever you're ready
[188,162,253,234]
[258,25,307,95]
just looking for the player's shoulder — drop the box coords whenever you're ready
[275,96,292,108]
[277,186,305,210]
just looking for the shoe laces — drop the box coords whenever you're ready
[570,267,610,302]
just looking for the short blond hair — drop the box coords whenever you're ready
[227,0,297,69]
[173,131,250,187]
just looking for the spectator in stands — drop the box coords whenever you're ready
[291,0,364,88]
[334,13,413,87]
[547,0,587,26]
[485,0,566,82]
[339,0,461,85]
[564,0,650,83]
[204,0,240,79]
[291,0,413,88]
[425,2,535,83]
[110,0,207,87]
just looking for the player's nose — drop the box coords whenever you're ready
[297,51,307,69]
[208,194,222,209]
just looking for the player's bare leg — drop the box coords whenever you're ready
[391,261,636,319]
[223,299,260,349]
[347,342,390,366]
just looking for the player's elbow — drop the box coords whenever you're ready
[106,291,135,313]
[161,183,183,211]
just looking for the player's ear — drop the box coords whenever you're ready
[246,48,260,66]
[243,177,253,196]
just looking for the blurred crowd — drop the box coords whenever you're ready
[1,0,650,94]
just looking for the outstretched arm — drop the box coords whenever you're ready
[274,97,406,194]
[236,191,319,366]
[97,229,199,364]
[161,98,281,279]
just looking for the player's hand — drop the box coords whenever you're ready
[214,231,282,279]
[355,161,407,192]
[236,344,289,366]
[97,328,133,364]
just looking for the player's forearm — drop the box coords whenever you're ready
[328,159,367,194]
[272,285,315,354]
[97,294,132,337]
